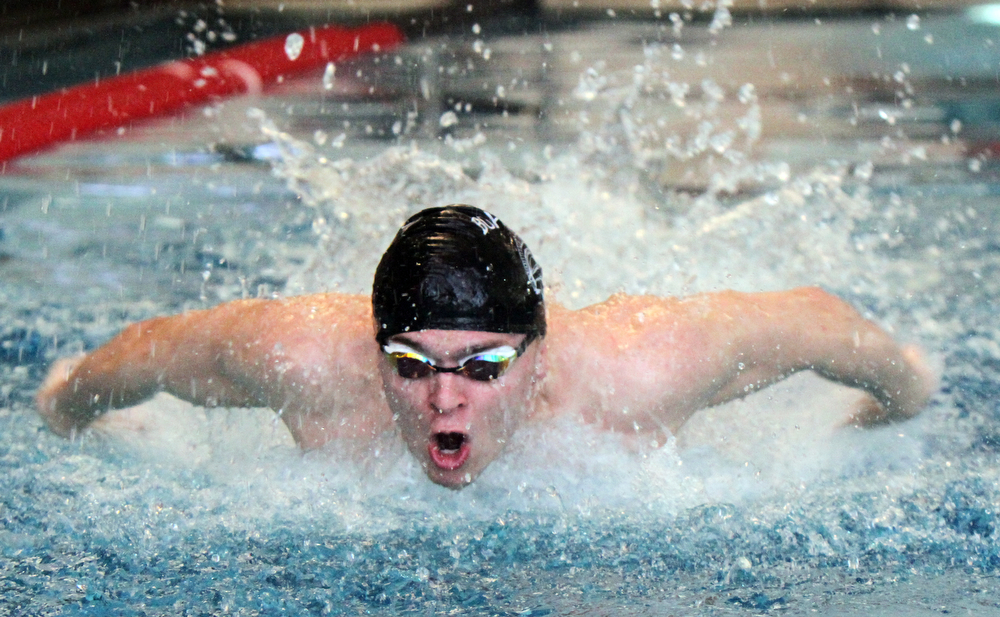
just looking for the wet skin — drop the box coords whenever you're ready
[377,330,543,488]
[36,287,937,489]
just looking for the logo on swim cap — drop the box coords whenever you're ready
[514,235,543,295]
[470,212,500,235]
[372,205,545,344]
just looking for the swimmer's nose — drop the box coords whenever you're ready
[427,373,466,414]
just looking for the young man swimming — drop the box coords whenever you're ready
[36,205,934,489]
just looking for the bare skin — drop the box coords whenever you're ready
[36,287,935,488]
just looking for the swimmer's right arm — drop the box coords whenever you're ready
[35,303,268,437]
[36,293,381,440]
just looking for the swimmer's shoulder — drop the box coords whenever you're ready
[213,292,379,380]
[542,295,683,386]
[211,292,372,323]
[546,294,688,337]
[205,292,374,356]
[543,293,703,388]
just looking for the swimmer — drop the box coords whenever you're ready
[36,205,936,489]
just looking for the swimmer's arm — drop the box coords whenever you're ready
[699,287,935,425]
[36,294,383,442]
[35,303,268,437]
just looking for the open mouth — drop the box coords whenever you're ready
[428,432,470,471]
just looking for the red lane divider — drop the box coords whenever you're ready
[0,22,404,168]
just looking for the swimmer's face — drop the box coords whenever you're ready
[378,330,543,489]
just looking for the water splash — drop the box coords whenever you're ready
[6,14,1000,615]
[284,32,305,61]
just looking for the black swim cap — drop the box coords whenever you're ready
[373,205,545,344]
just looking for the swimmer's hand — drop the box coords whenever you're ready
[844,345,937,428]
[36,354,89,437]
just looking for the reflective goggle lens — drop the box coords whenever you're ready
[457,355,513,380]
[384,342,528,382]
[391,353,436,379]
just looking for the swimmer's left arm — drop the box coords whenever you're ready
[696,287,936,425]
[559,287,934,433]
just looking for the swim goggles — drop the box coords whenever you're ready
[382,336,534,381]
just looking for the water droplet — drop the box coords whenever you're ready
[322,62,336,90]
[439,111,459,128]
[878,109,897,126]
[906,14,920,30]
[709,4,732,33]
[284,32,304,61]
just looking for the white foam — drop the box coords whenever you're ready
[81,368,928,533]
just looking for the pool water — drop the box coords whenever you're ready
[3,6,1000,615]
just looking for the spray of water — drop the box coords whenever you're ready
[99,50,945,527]
[11,13,1000,613]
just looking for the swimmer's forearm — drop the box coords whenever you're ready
[37,308,262,436]
[812,340,932,423]
[765,289,931,420]
[705,287,932,421]
[35,319,170,436]
[767,290,931,421]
